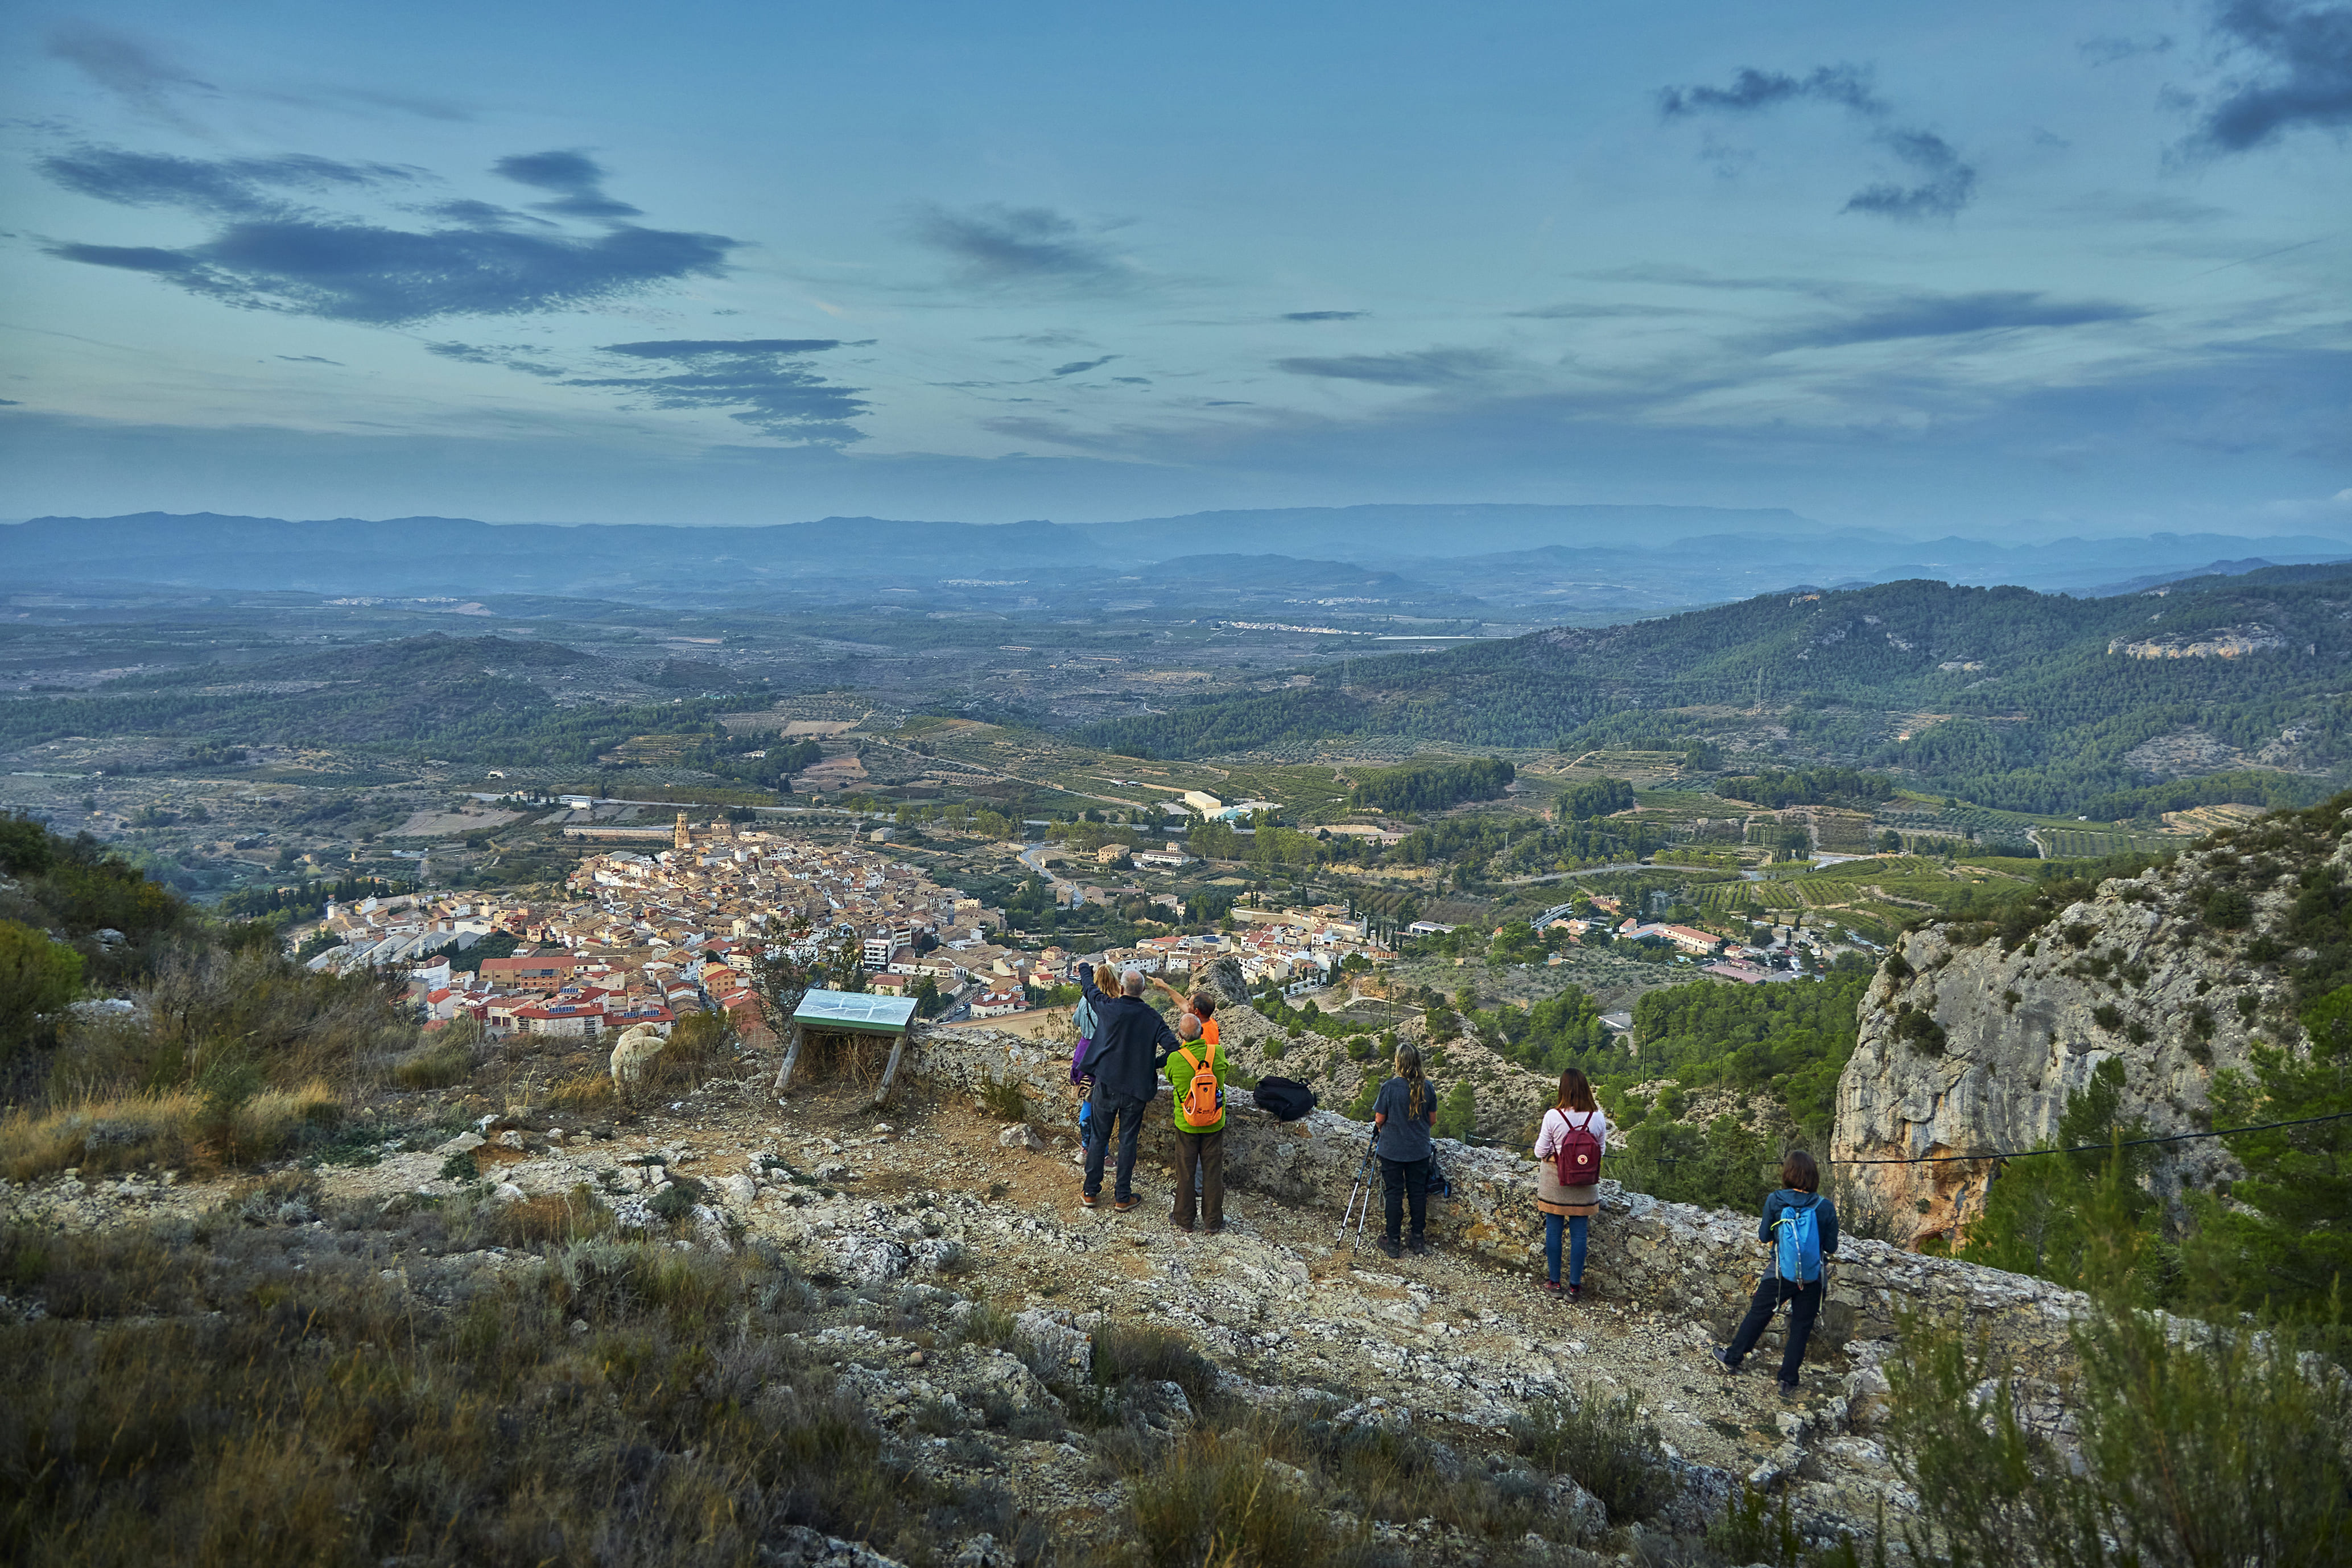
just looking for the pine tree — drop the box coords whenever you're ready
[2181,982,2352,1330]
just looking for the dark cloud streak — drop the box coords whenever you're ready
[567,340,868,444]
[1274,347,1505,386]
[1762,291,2144,350]
[913,203,1136,290]
[37,144,737,325]
[493,150,643,218]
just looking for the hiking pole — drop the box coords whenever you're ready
[1337,1131,1376,1251]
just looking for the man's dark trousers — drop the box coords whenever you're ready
[1173,1129,1224,1229]
[1083,1092,1148,1202]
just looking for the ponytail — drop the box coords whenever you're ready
[1394,1043,1427,1120]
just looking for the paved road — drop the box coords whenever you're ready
[1500,863,1652,885]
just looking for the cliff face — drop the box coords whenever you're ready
[1833,809,2352,1245]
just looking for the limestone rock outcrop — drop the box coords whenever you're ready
[1833,808,2351,1244]
[609,1024,667,1086]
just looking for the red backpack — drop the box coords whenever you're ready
[1552,1109,1602,1186]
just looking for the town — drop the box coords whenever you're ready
[304,812,1406,1045]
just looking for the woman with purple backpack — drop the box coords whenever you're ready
[1533,1068,1608,1299]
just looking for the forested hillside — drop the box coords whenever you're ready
[1078,566,2352,816]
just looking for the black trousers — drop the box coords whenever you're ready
[1380,1155,1429,1241]
[1726,1273,1823,1385]
[1083,1093,1147,1202]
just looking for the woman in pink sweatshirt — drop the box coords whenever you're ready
[1533,1068,1609,1299]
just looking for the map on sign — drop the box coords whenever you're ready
[791,988,918,1035]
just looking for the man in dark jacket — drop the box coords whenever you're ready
[1076,966,1179,1211]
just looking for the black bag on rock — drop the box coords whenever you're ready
[1251,1076,1317,1121]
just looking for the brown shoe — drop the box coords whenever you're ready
[1173,1221,1195,1232]
[1113,1196,1139,1212]
[1079,1192,1099,1208]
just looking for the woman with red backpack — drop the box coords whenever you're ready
[1533,1068,1608,1299]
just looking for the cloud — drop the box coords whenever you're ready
[277,353,344,365]
[39,146,420,216]
[913,203,1136,288]
[1657,61,1976,218]
[2080,34,2176,64]
[426,341,564,377]
[1761,291,2145,351]
[493,150,643,218]
[1113,376,1151,384]
[1508,302,1701,320]
[2187,0,2352,153]
[45,22,214,123]
[1282,310,1366,321]
[36,145,737,324]
[1842,129,1978,220]
[1658,63,1886,117]
[1050,355,1118,377]
[567,339,867,443]
[1273,347,1507,386]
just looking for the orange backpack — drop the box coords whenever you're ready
[1176,1042,1222,1128]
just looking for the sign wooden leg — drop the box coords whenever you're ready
[773,1021,805,1094]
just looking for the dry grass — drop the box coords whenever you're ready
[1124,1426,1369,1568]
[0,1080,341,1181]
[0,1215,1035,1568]
[546,1069,617,1113]
[390,1038,473,1090]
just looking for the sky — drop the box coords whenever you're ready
[1,0,2347,534]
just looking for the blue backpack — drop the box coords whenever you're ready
[1772,1195,1823,1285]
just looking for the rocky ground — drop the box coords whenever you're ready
[2,1057,1916,1564]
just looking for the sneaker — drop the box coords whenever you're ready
[1408,1234,1427,1256]
[1712,1347,1739,1375]
[1378,1235,1403,1259]
[1566,1283,1582,1302]
[1079,1192,1099,1208]
[1205,1223,1224,1235]
[1173,1221,1195,1232]
[1778,1380,1801,1402]
[1113,1196,1140,1212]
[1538,1278,1563,1295]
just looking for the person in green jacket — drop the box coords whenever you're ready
[1158,1010,1227,1233]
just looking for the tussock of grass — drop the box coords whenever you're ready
[978,1074,1028,1123]
[546,1068,616,1112]
[1509,1386,1676,1525]
[390,1038,473,1089]
[1092,1322,1222,1409]
[1,1218,1028,1567]
[1124,1426,1368,1568]
[0,1080,340,1181]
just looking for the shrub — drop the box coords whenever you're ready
[2203,887,2254,930]
[0,921,82,1058]
[1509,1387,1676,1523]
[1884,1293,2350,1567]
[2091,1004,2124,1031]
[978,1075,1028,1123]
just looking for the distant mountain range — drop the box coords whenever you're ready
[1075,560,2352,818]
[6,508,2345,610]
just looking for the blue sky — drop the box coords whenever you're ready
[1,0,2346,533]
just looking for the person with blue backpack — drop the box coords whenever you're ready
[1713,1149,1838,1400]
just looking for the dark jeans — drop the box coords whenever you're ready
[1173,1128,1224,1229]
[1380,1155,1429,1241]
[1725,1273,1823,1385]
[1544,1213,1588,1286]
[1083,1092,1147,1202]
